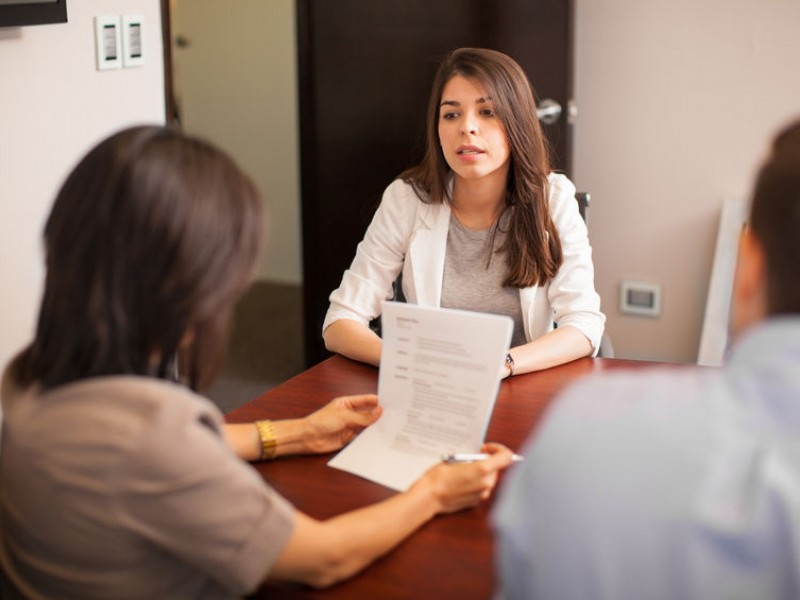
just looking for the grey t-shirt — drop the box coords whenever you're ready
[0,374,295,600]
[440,211,526,347]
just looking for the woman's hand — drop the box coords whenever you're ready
[301,394,383,454]
[225,395,381,460]
[270,441,517,588]
[411,442,516,514]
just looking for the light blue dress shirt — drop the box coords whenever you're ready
[492,318,800,600]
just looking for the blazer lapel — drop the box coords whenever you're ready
[408,202,450,307]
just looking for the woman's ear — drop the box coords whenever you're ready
[731,227,767,337]
[179,328,195,349]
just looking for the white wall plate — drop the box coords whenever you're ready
[619,280,662,317]
[94,16,122,71]
[122,15,145,68]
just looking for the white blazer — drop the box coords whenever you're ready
[323,173,605,352]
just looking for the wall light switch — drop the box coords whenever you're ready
[620,280,662,317]
[94,16,122,71]
[122,15,145,68]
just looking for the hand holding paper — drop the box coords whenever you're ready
[301,394,383,454]
[328,302,514,491]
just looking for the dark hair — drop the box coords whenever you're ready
[401,47,561,288]
[750,119,800,314]
[11,126,264,391]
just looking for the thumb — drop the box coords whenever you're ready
[479,443,516,471]
[352,403,382,427]
[340,394,380,411]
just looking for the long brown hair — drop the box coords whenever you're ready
[11,126,264,391]
[750,119,800,314]
[401,47,562,288]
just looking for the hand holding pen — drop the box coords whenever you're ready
[408,443,517,514]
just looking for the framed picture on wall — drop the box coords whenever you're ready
[0,0,67,28]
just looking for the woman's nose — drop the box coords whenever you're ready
[460,114,478,135]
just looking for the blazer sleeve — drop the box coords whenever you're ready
[546,174,606,353]
[322,180,417,332]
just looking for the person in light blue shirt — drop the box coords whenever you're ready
[492,118,800,600]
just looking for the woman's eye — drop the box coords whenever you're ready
[480,108,495,117]
[441,111,460,121]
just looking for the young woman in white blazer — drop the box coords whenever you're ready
[323,48,605,377]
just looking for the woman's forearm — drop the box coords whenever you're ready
[506,325,593,376]
[223,419,309,461]
[269,482,439,588]
[268,450,509,588]
[322,319,383,366]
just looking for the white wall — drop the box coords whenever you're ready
[171,0,302,284]
[0,0,166,375]
[574,0,800,362]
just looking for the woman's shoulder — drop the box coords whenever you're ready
[379,178,447,227]
[536,173,588,235]
[383,178,429,205]
[547,172,577,200]
[63,378,228,473]
[34,376,223,432]
[3,377,226,483]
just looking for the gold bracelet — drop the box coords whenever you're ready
[255,420,277,461]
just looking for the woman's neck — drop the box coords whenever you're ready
[450,173,507,230]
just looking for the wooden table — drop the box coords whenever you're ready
[226,355,665,598]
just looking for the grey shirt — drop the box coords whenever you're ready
[441,211,526,347]
[0,374,295,599]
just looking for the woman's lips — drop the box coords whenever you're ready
[457,145,484,155]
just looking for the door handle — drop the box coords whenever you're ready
[536,98,562,125]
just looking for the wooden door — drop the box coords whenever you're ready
[298,0,574,366]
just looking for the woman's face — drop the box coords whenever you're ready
[437,75,511,185]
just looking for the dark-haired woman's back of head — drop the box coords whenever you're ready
[12,126,265,392]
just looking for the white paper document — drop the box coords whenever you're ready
[328,302,513,491]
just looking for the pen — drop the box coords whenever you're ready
[441,452,524,464]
